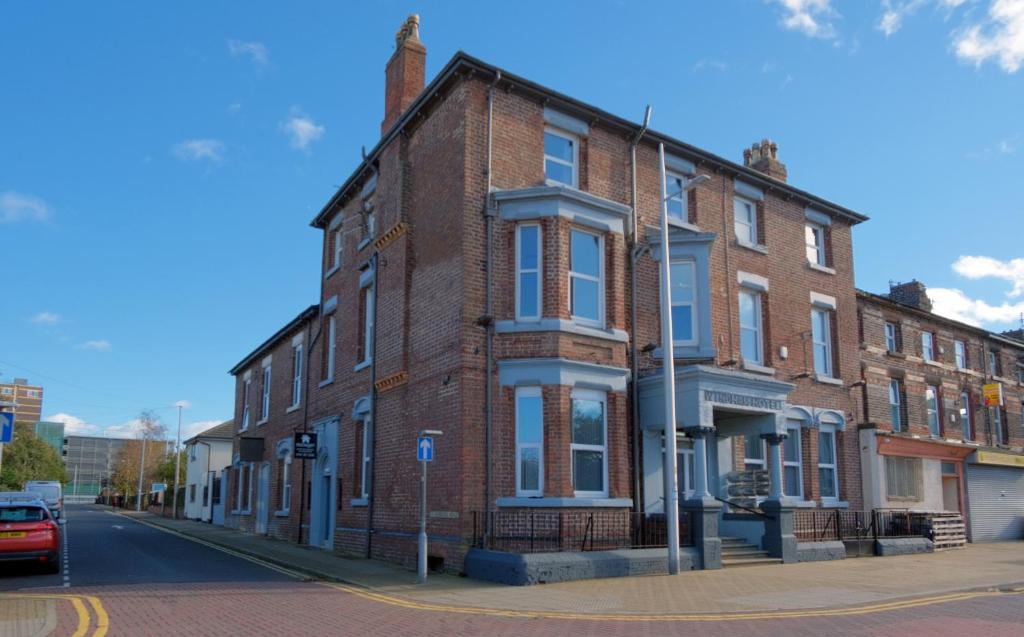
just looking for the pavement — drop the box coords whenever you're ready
[118,509,1024,616]
[2,505,1022,636]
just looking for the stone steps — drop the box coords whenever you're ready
[718,536,781,567]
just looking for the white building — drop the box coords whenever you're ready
[183,421,234,522]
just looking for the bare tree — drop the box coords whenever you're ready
[110,410,168,502]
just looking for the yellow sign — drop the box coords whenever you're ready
[974,451,1024,468]
[982,383,1003,407]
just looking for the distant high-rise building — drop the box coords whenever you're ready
[34,421,65,454]
[62,435,172,497]
[0,377,44,424]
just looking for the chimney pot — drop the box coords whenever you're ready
[743,138,787,182]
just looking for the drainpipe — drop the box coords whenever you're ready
[481,70,501,546]
[720,174,736,364]
[365,251,380,558]
[628,106,651,514]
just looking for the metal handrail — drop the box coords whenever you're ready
[713,495,775,521]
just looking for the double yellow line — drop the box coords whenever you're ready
[322,582,1023,622]
[1,593,108,637]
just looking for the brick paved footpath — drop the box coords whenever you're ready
[124,511,1024,616]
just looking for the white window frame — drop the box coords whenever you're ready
[783,423,803,499]
[259,366,271,424]
[818,424,839,504]
[668,260,698,346]
[889,379,903,432]
[365,210,376,240]
[921,331,935,361]
[359,419,372,499]
[326,316,336,382]
[925,385,941,436]
[333,229,343,269]
[805,221,825,266]
[277,450,292,515]
[568,228,604,328]
[885,322,899,353]
[570,388,608,498]
[240,378,251,432]
[738,288,764,365]
[359,285,375,367]
[811,307,834,378]
[954,340,966,369]
[665,171,687,223]
[290,344,303,408]
[515,223,542,321]
[994,407,1006,444]
[543,127,578,187]
[734,195,758,245]
[960,391,972,440]
[514,386,544,498]
[988,350,999,376]
[743,435,766,470]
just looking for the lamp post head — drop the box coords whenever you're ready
[174,400,190,409]
[419,429,443,437]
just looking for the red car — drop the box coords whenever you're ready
[0,497,62,574]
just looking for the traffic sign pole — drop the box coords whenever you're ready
[416,430,441,584]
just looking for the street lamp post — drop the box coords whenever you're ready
[171,401,186,519]
[417,428,442,584]
[135,430,148,512]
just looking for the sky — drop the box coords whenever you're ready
[1,1,1022,439]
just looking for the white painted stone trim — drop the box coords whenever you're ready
[805,207,832,226]
[737,270,769,292]
[735,180,764,201]
[810,291,837,310]
[497,358,630,392]
[543,107,589,136]
[494,318,629,343]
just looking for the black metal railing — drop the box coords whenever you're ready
[473,510,694,554]
[714,495,775,521]
[794,509,933,542]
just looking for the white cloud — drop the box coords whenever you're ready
[181,419,225,440]
[772,0,839,39]
[78,339,111,352]
[31,311,61,325]
[1,191,52,223]
[951,255,1024,296]
[281,110,325,151]
[227,39,269,66]
[46,413,101,436]
[966,133,1021,159]
[928,287,1024,326]
[954,0,1024,72]
[172,139,225,162]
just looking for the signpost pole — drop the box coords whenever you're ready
[417,429,441,585]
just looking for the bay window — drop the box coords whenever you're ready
[570,389,607,497]
[669,261,697,345]
[515,387,543,497]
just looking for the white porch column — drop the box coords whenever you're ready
[686,426,714,499]
[762,433,786,500]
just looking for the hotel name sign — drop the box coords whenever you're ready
[703,390,783,412]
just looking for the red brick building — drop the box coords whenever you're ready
[228,16,1024,577]
[856,281,1024,541]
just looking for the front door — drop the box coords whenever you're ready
[254,463,270,534]
[942,477,960,513]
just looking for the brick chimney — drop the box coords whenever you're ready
[888,280,933,312]
[381,14,426,135]
[743,139,787,182]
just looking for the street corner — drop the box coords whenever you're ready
[0,593,108,637]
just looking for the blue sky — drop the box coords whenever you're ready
[2,1,1021,438]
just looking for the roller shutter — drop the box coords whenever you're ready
[966,464,1024,541]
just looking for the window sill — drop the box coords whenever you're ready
[923,359,944,368]
[651,345,718,361]
[358,237,372,251]
[350,498,369,507]
[784,499,818,508]
[354,358,373,372]
[325,264,341,279]
[544,178,578,190]
[495,497,632,508]
[815,375,844,386]
[667,218,701,233]
[819,500,849,509]
[318,377,334,388]
[807,262,836,275]
[286,403,301,414]
[274,510,291,518]
[884,350,906,359]
[742,360,776,375]
[735,239,768,255]
[256,418,268,426]
[495,318,629,343]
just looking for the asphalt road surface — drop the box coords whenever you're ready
[1,505,1021,636]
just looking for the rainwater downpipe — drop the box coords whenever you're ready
[628,106,651,514]
[365,250,380,558]
[297,280,325,544]
[482,70,501,546]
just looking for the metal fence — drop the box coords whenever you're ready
[794,509,932,542]
[473,510,694,553]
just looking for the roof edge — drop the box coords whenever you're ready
[228,304,319,375]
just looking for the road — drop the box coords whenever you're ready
[1,505,1022,636]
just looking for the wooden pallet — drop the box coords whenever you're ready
[930,515,967,551]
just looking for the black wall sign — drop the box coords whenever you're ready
[294,432,318,460]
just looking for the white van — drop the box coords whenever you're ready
[24,481,63,518]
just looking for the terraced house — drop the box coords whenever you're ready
[224,16,1022,583]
